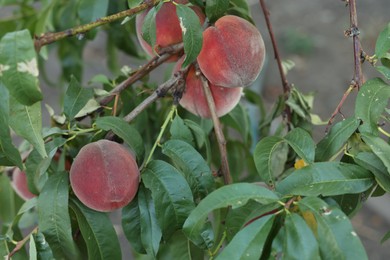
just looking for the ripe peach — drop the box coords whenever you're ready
[136,0,205,60]
[197,15,266,88]
[69,140,140,212]
[174,57,243,118]
[11,168,36,200]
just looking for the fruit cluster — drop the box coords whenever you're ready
[11,2,265,213]
[136,1,266,118]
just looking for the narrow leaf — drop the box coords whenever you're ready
[95,116,144,162]
[69,198,122,260]
[0,174,16,223]
[170,115,194,146]
[0,83,22,168]
[276,162,374,196]
[9,96,46,158]
[315,117,360,162]
[162,139,215,199]
[205,0,229,22]
[78,0,109,24]
[298,197,368,260]
[284,128,315,164]
[32,232,54,260]
[142,160,195,239]
[361,133,390,173]
[63,76,94,121]
[0,30,42,106]
[141,6,158,48]
[176,4,203,67]
[355,78,390,135]
[355,152,390,192]
[216,215,274,260]
[183,183,279,249]
[375,22,390,58]
[253,136,287,187]
[38,174,80,259]
[283,213,320,260]
[122,196,146,254]
[138,185,162,258]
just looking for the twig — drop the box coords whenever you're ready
[348,0,364,88]
[99,43,184,107]
[7,226,38,259]
[326,82,355,132]
[197,65,232,185]
[326,0,363,129]
[34,0,160,52]
[259,0,292,125]
[105,66,188,140]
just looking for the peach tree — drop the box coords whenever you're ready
[0,0,390,259]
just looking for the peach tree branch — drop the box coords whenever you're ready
[34,0,160,52]
[348,0,364,88]
[197,65,232,185]
[99,43,184,107]
[259,0,292,126]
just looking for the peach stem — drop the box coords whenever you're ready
[199,68,232,185]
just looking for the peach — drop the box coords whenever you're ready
[174,57,243,118]
[197,15,266,88]
[136,0,205,61]
[69,140,140,212]
[11,168,36,200]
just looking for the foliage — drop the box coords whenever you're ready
[0,0,390,259]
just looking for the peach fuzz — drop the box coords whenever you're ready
[174,57,243,118]
[11,168,36,200]
[197,15,266,88]
[69,140,140,212]
[136,0,205,61]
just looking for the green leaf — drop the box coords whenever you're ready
[128,0,143,9]
[170,115,194,146]
[0,83,22,168]
[38,174,80,259]
[157,230,203,260]
[355,78,390,135]
[32,232,54,260]
[162,139,215,199]
[355,152,390,192]
[283,213,320,260]
[221,103,251,144]
[276,162,374,196]
[78,0,109,24]
[315,117,361,161]
[381,230,390,244]
[375,22,390,58]
[0,30,42,106]
[205,0,229,22]
[225,201,280,241]
[375,66,390,80]
[5,198,37,240]
[138,185,162,258]
[298,197,368,260]
[183,183,279,249]
[176,4,203,67]
[141,5,158,48]
[142,160,195,239]
[376,65,390,80]
[9,96,46,158]
[95,116,145,162]
[361,133,390,173]
[63,76,94,121]
[122,196,146,254]
[284,128,315,164]
[184,119,212,161]
[69,198,122,260]
[29,234,37,260]
[253,136,288,187]
[0,174,16,224]
[216,215,274,260]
